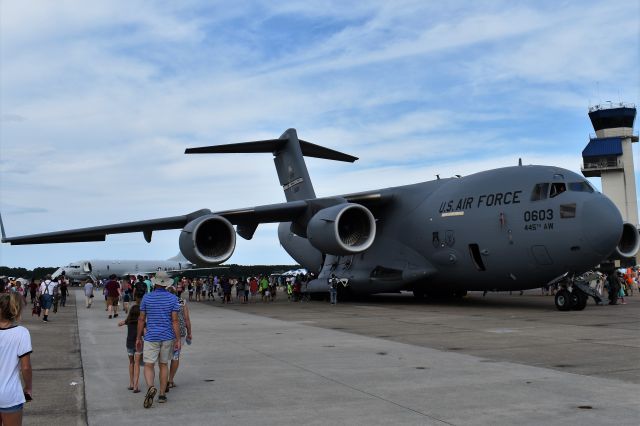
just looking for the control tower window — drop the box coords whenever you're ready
[531,183,549,201]
[550,182,566,198]
[568,181,594,193]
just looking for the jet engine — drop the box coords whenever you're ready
[306,203,376,255]
[178,215,236,266]
[615,222,640,258]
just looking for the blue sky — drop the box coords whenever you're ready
[1,0,639,268]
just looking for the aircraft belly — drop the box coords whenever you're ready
[278,222,323,274]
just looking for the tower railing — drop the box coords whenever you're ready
[589,102,636,112]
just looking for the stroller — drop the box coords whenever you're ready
[32,296,42,317]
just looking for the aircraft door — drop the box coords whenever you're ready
[83,262,92,273]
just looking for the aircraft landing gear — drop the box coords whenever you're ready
[555,289,572,311]
[569,290,587,311]
[554,286,588,311]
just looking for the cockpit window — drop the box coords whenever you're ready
[568,181,594,193]
[550,182,566,198]
[531,183,549,201]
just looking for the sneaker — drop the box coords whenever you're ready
[108,315,112,319]
[158,395,167,403]
[114,313,118,318]
[42,318,48,322]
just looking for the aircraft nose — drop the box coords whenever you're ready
[581,197,623,256]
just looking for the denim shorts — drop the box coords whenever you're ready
[0,403,24,413]
[41,294,53,309]
[127,347,143,356]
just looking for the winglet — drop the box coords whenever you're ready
[0,212,7,242]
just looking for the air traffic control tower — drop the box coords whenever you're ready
[581,103,639,228]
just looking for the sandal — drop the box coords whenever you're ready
[158,395,167,403]
[127,386,134,391]
[143,386,157,409]
[133,388,141,393]
[168,381,176,388]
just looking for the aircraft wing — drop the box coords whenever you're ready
[1,191,393,245]
[1,201,308,245]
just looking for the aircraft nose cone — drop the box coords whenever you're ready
[581,197,623,256]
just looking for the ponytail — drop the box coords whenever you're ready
[0,293,23,323]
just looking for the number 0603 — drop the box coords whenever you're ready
[524,209,553,222]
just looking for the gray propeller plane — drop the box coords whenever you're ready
[2,129,637,310]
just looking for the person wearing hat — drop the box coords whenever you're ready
[135,271,180,408]
[38,275,58,322]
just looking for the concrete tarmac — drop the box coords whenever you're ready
[20,289,640,425]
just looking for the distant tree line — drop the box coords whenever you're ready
[0,267,58,280]
[0,264,301,280]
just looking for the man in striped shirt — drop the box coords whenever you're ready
[136,271,180,408]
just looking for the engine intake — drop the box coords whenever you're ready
[616,222,640,258]
[179,215,236,266]
[307,203,376,255]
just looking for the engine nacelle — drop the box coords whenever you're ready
[615,222,640,258]
[179,215,236,266]
[306,203,376,255]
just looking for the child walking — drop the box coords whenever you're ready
[0,293,33,425]
[118,304,142,393]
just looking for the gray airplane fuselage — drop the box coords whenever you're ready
[294,165,622,295]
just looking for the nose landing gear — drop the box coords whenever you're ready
[554,275,598,311]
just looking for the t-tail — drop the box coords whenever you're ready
[185,128,357,202]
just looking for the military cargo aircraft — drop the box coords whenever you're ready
[2,129,637,310]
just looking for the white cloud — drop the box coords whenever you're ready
[1,0,638,268]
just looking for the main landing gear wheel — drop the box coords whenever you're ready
[570,291,587,311]
[555,289,571,311]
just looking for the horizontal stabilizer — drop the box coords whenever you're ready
[186,138,357,162]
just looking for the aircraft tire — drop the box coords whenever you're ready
[555,289,572,311]
[569,291,587,311]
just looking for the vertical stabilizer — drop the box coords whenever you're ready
[185,128,358,202]
[274,129,316,201]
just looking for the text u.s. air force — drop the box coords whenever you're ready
[439,190,523,213]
